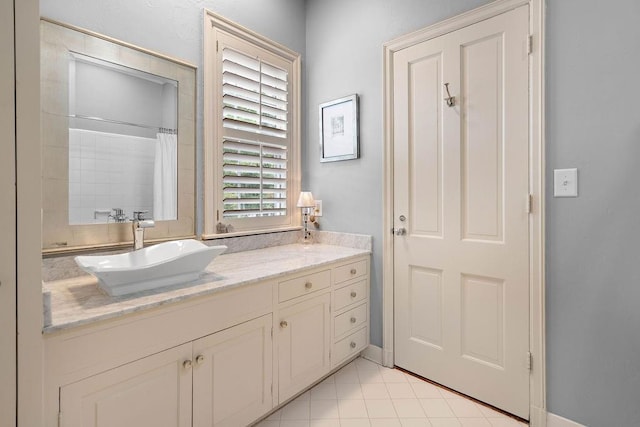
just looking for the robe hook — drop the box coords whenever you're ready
[444,83,456,107]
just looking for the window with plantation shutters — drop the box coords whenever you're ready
[222,48,288,219]
[204,12,301,237]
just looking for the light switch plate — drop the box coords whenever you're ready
[314,200,323,217]
[554,168,578,197]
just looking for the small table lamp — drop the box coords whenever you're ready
[297,191,316,243]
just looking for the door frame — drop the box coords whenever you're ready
[15,0,44,426]
[382,0,546,425]
[0,0,17,423]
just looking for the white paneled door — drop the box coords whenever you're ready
[393,5,530,418]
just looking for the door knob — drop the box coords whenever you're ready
[394,228,407,236]
[182,360,192,370]
[195,354,205,365]
[280,320,288,328]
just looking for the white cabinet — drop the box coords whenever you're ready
[60,316,273,427]
[60,343,193,427]
[46,254,369,427]
[277,293,331,403]
[193,314,272,427]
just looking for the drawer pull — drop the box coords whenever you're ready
[182,360,192,370]
[350,291,357,298]
[280,320,288,328]
[350,341,357,349]
[350,268,357,275]
[195,355,205,365]
[305,282,313,289]
[350,317,357,324]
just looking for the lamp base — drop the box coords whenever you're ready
[300,212,314,244]
[298,230,314,245]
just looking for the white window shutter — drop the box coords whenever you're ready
[220,47,290,220]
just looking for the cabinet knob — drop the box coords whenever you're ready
[305,281,313,289]
[350,341,357,349]
[350,291,357,298]
[280,320,288,328]
[183,360,192,370]
[350,317,357,324]
[350,268,357,275]
[195,354,205,365]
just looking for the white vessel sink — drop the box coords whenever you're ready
[75,239,227,296]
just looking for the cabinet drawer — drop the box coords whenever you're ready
[334,303,367,339]
[279,270,331,303]
[333,327,368,367]
[333,260,367,285]
[333,279,367,311]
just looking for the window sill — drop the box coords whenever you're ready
[201,226,302,240]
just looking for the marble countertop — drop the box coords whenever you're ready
[43,243,370,334]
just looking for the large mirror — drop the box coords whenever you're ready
[41,19,196,252]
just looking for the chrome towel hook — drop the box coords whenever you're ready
[444,83,456,107]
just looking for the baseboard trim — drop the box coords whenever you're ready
[382,347,394,367]
[530,405,547,427]
[547,412,586,427]
[361,344,383,364]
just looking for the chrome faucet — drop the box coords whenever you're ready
[132,211,155,250]
[109,208,128,223]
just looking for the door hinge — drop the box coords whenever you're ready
[216,40,219,52]
[527,35,533,55]
[526,351,532,371]
[270,383,273,395]
[270,327,273,339]
[526,194,532,214]
[216,210,220,221]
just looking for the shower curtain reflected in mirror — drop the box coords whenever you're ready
[153,132,177,221]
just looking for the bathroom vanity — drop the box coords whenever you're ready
[43,243,370,427]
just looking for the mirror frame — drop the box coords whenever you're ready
[41,18,197,253]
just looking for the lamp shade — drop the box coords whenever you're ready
[296,191,316,208]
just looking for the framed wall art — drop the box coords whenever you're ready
[319,94,359,162]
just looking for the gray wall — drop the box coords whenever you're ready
[546,1,640,425]
[304,0,491,350]
[40,0,307,236]
[39,0,640,425]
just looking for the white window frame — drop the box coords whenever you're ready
[203,10,301,238]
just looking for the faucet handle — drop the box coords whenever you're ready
[133,211,149,221]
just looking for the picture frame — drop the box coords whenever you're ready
[319,94,359,162]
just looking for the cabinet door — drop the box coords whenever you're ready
[59,343,192,427]
[192,314,273,427]
[278,293,331,403]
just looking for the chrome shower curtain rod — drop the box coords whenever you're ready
[69,114,177,134]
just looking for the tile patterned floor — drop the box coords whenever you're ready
[254,357,527,427]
